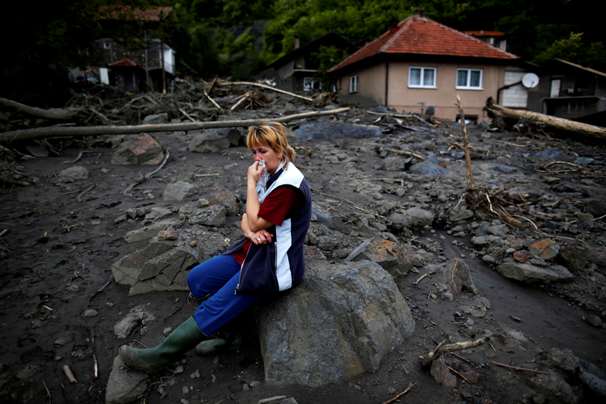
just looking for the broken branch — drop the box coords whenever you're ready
[490,360,547,374]
[0,107,350,143]
[0,96,80,120]
[420,333,491,368]
[455,96,475,190]
[216,80,313,102]
[382,382,414,404]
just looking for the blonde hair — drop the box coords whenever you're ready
[246,122,296,162]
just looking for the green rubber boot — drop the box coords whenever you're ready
[119,316,204,373]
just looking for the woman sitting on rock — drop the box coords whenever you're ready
[119,122,312,372]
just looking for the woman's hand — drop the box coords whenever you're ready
[247,161,264,183]
[249,229,273,245]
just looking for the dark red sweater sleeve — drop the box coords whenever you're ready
[258,186,299,225]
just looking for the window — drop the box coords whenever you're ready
[456,68,483,89]
[349,75,358,93]
[408,67,436,88]
[303,77,321,92]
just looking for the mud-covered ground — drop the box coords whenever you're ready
[1,103,605,404]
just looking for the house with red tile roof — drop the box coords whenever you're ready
[329,15,527,121]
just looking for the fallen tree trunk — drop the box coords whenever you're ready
[216,80,314,103]
[0,107,350,143]
[0,97,81,121]
[486,102,606,140]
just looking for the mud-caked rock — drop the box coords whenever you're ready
[179,203,227,227]
[112,241,197,295]
[111,134,164,165]
[163,181,195,203]
[58,165,89,182]
[114,305,156,339]
[258,259,415,387]
[388,207,434,230]
[189,128,242,153]
[346,238,420,277]
[495,260,574,284]
[105,356,148,404]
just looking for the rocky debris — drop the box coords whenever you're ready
[145,206,173,221]
[528,238,560,260]
[111,134,164,165]
[124,219,178,243]
[408,155,447,176]
[206,189,240,215]
[258,259,414,387]
[114,305,156,339]
[345,237,420,277]
[112,241,197,295]
[293,120,382,141]
[142,113,169,124]
[448,207,474,223]
[189,128,242,153]
[163,181,195,203]
[105,356,148,404]
[430,356,458,387]
[446,259,478,297]
[559,240,606,274]
[496,260,574,284]
[58,165,89,182]
[388,207,434,230]
[179,203,227,227]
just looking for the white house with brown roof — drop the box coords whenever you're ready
[329,15,526,121]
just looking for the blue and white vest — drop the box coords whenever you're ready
[224,162,312,295]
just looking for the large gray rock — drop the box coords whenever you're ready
[112,241,197,295]
[163,181,195,202]
[59,165,89,182]
[111,134,164,165]
[389,207,434,230]
[345,238,419,277]
[105,356,148,404]
[258,259,415,387]
[293,121,382,141]
[496,260,574,284]
[114,305,156,339]
[179,203,226,227]
[189,128,242,153]
[123,220,178,243]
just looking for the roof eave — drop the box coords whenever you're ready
[329,52,521,76]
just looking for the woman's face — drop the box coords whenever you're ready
[250,144,283,173]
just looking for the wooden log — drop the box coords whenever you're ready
[486,102,606,140]
[0,107,350,143]
[0,97,80,120]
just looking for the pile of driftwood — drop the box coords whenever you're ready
[0,78,345,144]
[485,97,606,141]
[0,78,346,186]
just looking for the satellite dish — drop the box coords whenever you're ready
[521,73,539,89]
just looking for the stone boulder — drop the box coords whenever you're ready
[111,241,197,295]
[389,207,434,230]
[111,134,164,165]
[293,121,382,141]
[495,260,574,284]
[58,166,89,182]
[189,128,242,153]
[105,356,148,404]
[345,238,419,277]
[163,181,195,203]
[258,259,415,387]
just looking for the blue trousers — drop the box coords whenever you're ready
[187,255,258,336]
